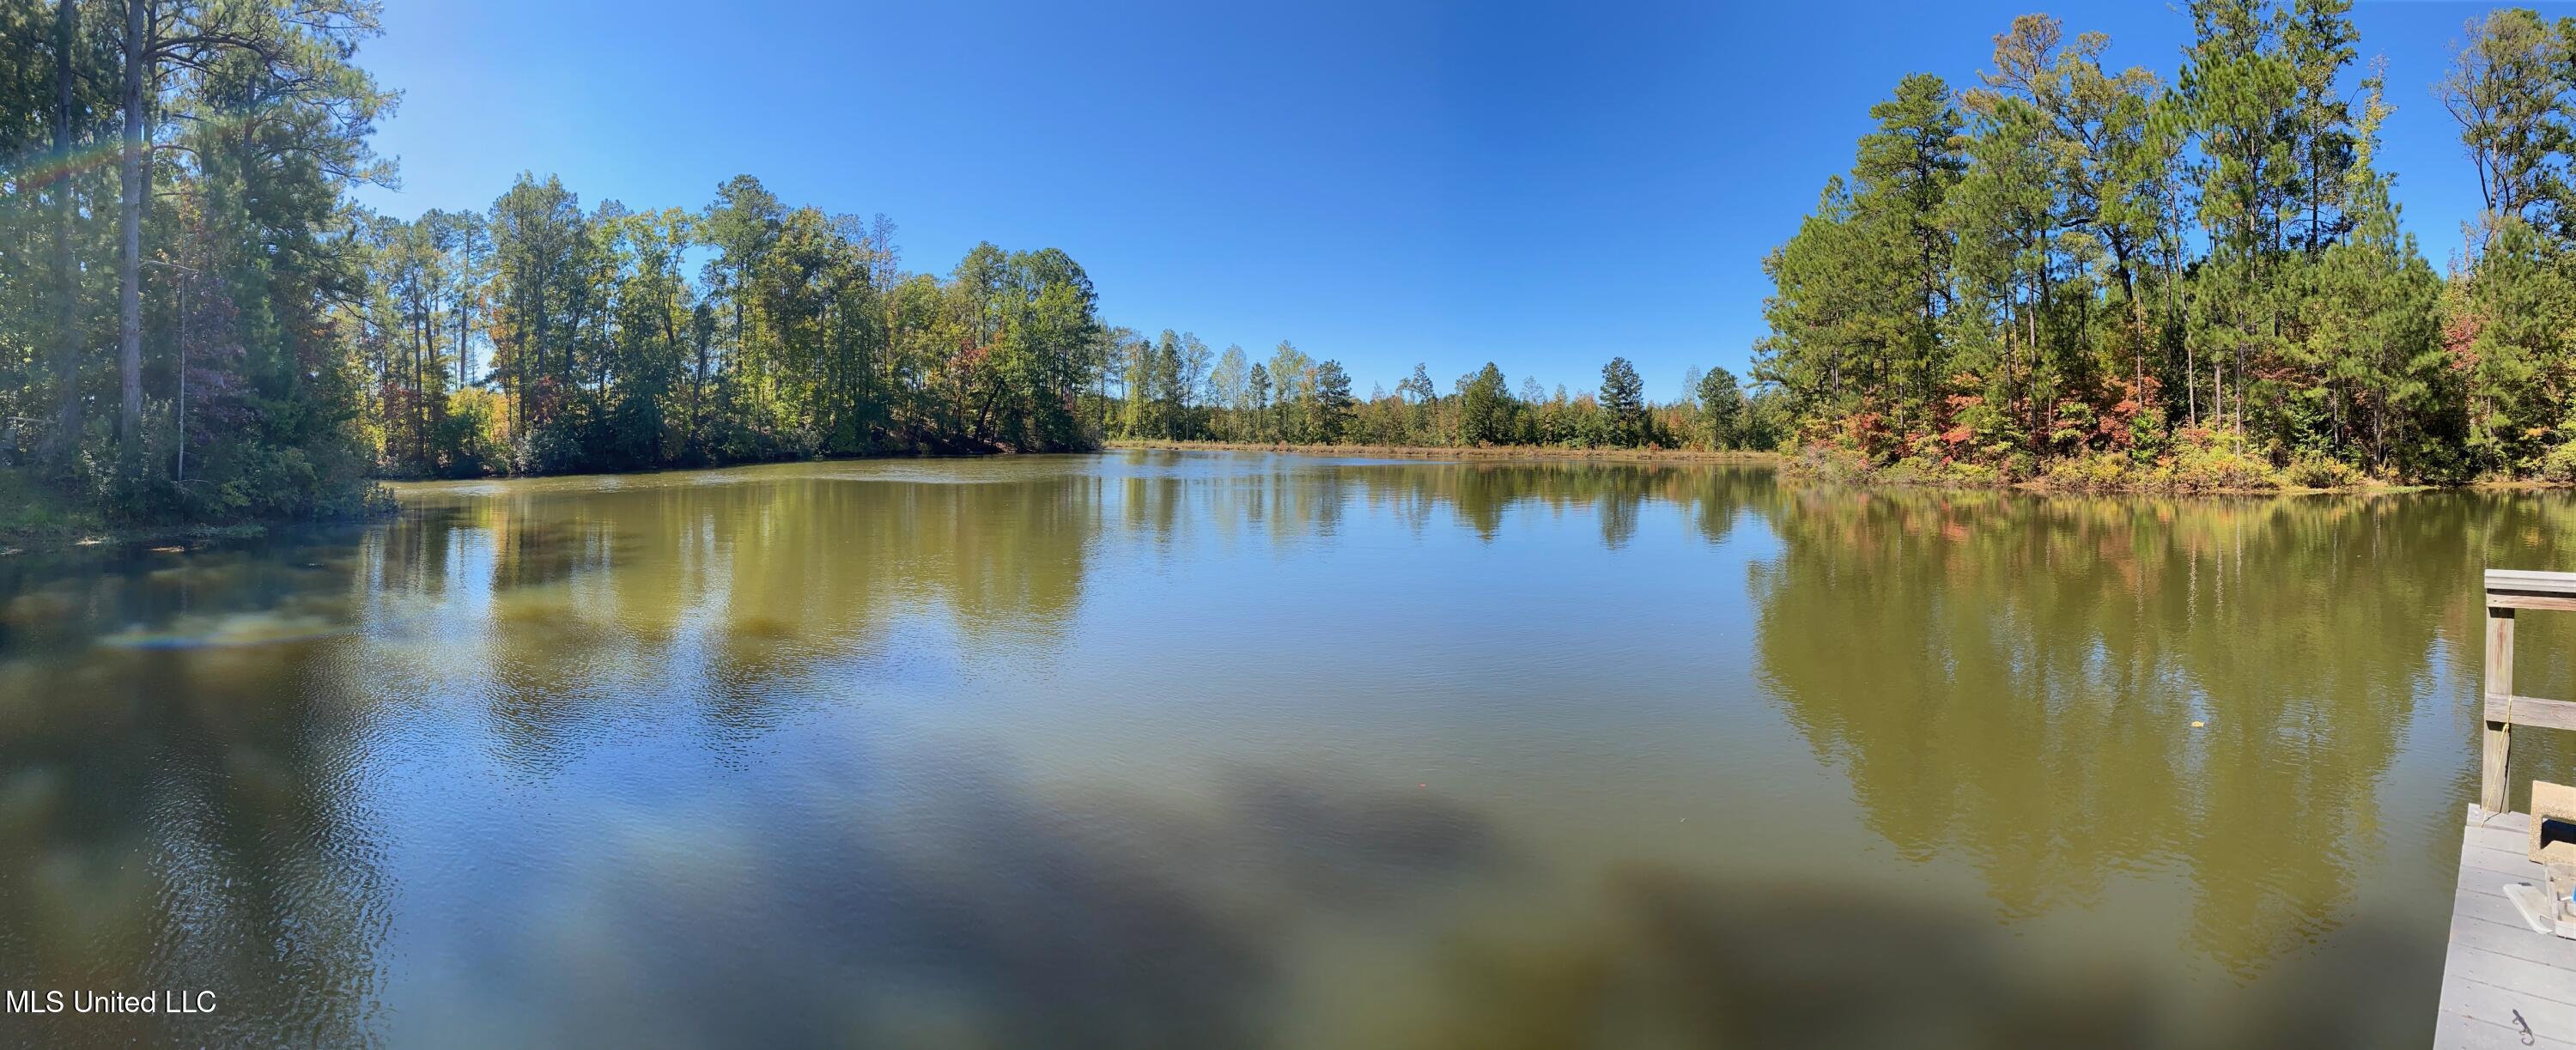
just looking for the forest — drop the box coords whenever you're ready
[1760,1,2576,488]
[0,0,1775,535]
[0,0,1118,530]
[22,2,2576,537]
[1095,345,1779,454]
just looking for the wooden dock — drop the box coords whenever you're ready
[2436,571,2576,1047]
[2436,807,2576,1047]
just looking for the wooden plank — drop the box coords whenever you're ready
[2463,887,2542,931]
[2464,892,2555,936]
[2488,609,2518,815]
[2468,840,2540,871]
[2474,807,2537,835]
[2487,695,2576,733]
[2437,1007,2576,1050]
[2443,938,2476,1016]
[2452,944,2576,1008]
[2464,848,2541,885]
[2450,975,2576,1042]
[2432,1006,2472,1049]
[2451,912,2576,973]
[2470,823,2535,858]
[2487,592,2576,613]
[2487,568,2576,596]
[2471,810,2535,844]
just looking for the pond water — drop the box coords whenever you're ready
[1,451,2568,1047]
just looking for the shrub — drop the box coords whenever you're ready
[2284,454,2362,489]
[2542,442,2576,483]
[1946,460,2000,484]
[509,422,586,476]
[431,388,507,477]
[2039,452,2130,492]
[2168,446,2278,492]
[1786,442,1875,484]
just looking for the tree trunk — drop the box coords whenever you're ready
[416,308,431,469]
[659,293,681,464]
[2110,235,2146,404]
[174,266,187,481]
[49,0,80,464]
[118,0,147,446]
[687,322,708,459]
[456,248,473,391]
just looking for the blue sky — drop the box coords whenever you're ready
[351,0,2511,401]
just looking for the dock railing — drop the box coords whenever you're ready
[2482,569,2576,813]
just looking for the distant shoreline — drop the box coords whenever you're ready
[1103,440,2523,497]
[1105,439,1780,464]
[31,437,2563,557]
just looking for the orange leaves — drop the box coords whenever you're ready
[2443,309,2483,373]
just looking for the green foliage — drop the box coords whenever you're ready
[431,387,507,476]
[2038,451,2137,492]
[0,468,102,539]
[1456,362,1515,446]
[1599,356,1644,443]
[1310,360,1354,442]
[1697,366,1746,448]
[0,0,393,528]
[2283,452,2361,489]
[0,0,1138,527]
[36,0,2576,522]
[359,171,1110,478]
[2542,441,2576,484]
[1113,351,1730,453]
[1750,3,2549,489]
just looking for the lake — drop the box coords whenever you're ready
[0,450,2566,1047]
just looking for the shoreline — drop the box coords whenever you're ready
[1105,439,1781,464]
[1109,439,2398,494]
[1771,460,2576,497]
[1109,439,2576,497]
[20,440,2573,556]
[0,474,398,555]
[1792,471,2424,498]
[1,446,1033,553]
[1778,455,2409,497]
[0,520,276,559]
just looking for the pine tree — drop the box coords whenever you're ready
[1600,356,1645,445]
[1698,366,1746,449]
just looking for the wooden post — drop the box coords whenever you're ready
[2486,606,2516,815]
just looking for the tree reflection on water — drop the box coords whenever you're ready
[0,453,2567,1047]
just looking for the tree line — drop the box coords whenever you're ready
[0,0,1113,530]
[0,0,1783,535]
[1759,2,2576,486]
[1097,342,1785,452]
[351,173,1106,477]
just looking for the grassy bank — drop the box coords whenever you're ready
[1106,439,1780,464]
[1774,442,2439,496]
[0,470,107,549]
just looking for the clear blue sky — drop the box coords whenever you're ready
[350,0,2508,402]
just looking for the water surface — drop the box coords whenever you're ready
[1,451,2567,1047]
